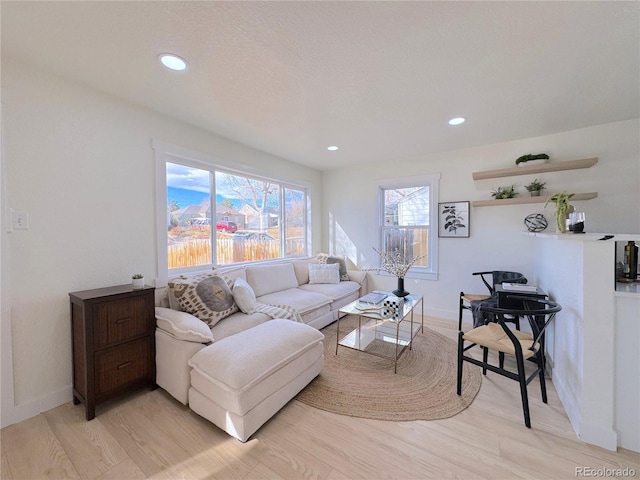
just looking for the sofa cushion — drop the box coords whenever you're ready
[210,311,272,341]
[318,253,350,281]
[232,278,257,314]
[291,258,319,285]
[298,280,361,302]
[155,307,214,343]
[308,263,340,284]
[171,272,239,326]
[257,288,331,315]
[188,319,324,415]
[246,263,299,297]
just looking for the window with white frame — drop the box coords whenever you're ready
[155,142,308,280]
[379,174,439,280]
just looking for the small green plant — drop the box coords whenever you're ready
[132,273,144,279]
[515,153,549,165]
[544,192,575,232]
[525,179,546,192]
[491,185,517,199]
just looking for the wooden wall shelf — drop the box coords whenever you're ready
[472,192,598,207]
[472,157,598,181]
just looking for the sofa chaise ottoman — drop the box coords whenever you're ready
[187,319,324,442]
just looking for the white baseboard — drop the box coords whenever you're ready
[579,423,618,452]
[0,385,72,428]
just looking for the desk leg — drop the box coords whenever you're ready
[394,321,400,374]
[409,310,414,351]
[335,315,340,355]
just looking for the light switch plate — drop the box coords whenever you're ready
[11,209,29,230]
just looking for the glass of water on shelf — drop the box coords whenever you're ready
[569,212,585,233]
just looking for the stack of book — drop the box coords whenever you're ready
[501,282,538,292]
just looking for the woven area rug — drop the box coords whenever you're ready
[295,316,482,421]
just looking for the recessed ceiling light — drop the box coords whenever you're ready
[448,117,466,126]
[327,146,339,151]
[159,54,188,71]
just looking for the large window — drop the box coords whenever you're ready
[379,174,439,279]
[156,143,308,280]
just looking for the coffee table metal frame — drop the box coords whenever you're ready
[336,294,424,373]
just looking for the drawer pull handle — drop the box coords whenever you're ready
[117,361,133,370]
[115,318,131,324]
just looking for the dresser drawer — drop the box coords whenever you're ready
[95,338,150,396]
[94,295,149,348]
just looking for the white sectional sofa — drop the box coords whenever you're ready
[153,256,366,440]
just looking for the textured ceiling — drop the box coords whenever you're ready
[2,1,639,170]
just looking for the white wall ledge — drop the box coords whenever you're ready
[526,232,640,242]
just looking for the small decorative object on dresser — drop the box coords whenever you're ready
[132,273,144,289]
[69,284,156,420]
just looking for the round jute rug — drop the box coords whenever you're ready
[295,316,482,421]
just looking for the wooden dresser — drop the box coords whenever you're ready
[69,284,156,420]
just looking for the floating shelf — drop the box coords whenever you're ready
[472,192,598,207]
[472,157,598,181]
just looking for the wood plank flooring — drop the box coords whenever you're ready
[2,316,638,479]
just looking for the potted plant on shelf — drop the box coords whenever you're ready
[132,273,145,289]
[524,179,546,197]
[544,192,574,233]
[491,185,517,200]
[515,153,549,166]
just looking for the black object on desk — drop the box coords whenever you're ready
[496,285,547,309]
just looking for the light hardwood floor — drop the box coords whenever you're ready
[2,316,638,480]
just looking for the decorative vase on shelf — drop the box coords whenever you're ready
[392,277,410,297]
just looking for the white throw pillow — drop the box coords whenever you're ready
[232,277,257,314]
[155,307,214,343]
[308,263,340,284]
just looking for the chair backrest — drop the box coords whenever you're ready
[473,270,527,295]
[479,296,561,349]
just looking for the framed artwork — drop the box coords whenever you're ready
[438,201,470,238]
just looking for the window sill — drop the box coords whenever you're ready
[370,270,438,282]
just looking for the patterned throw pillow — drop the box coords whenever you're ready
[169,273,238,326]
[318,253,349,281]
[308,263,340,284]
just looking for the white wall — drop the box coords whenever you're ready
[322,118,640,320]
[0,58,323,424]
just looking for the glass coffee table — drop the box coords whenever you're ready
[336,293,424,373]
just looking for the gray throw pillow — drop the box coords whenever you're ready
[170,273,238,326]
[318,254,349,281]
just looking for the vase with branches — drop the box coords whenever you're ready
[370,247,425,297]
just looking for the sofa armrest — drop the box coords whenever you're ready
[347,269,367,286]
[155,307,214,344]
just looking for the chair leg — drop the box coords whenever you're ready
[516,354,531,428]
[536,352,548,404]
[482,347,488,375]
[499,351,505,369]
[456,331,464,395]
[458,292,464,331]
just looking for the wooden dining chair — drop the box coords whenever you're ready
[456,296,562,428]
[458,270,527,330]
